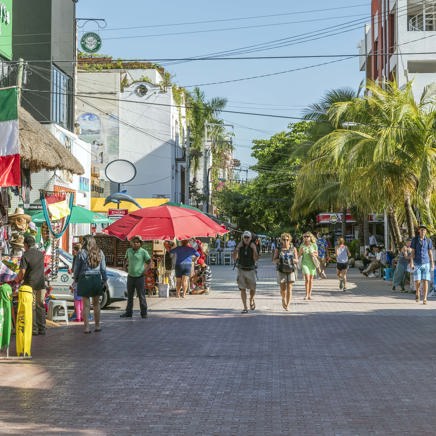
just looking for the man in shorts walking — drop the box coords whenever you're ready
[410,225,434,304]
[233,231,259,313]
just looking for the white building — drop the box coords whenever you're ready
[359,0,436,98]
[76,66,187,202]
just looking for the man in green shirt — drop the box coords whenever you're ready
[120,236,151,319]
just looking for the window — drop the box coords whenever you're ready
[51,65,73,129]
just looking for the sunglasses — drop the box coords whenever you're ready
[282,238,290,241]
[303,235,310,238]
[243,236,250,239]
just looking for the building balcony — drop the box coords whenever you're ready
[408,2,436,31]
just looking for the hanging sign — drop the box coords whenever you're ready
[80,32,102,53]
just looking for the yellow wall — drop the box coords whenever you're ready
[91,198,168,213]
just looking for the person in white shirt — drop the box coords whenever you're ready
[362,246,382,276]
[226,237,236,251]
[369,233,377,247]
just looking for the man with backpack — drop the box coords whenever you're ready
[233,231,259,314]
[410,225,434,305]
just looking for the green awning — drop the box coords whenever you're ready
[31,205,113,225]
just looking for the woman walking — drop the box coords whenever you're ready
[170,240,200,298]
[336,237,351,291]
[273,233,298,310]
[299,232,318,300]
[392,239,412,292]
[74,235,108,333]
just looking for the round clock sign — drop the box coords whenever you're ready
[80,32,102,54]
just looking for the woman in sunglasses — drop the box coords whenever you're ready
[273,233,298,310]
[298,232,318,300]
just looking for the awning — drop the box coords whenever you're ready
[19,108,84,175]
[91,197,169,213]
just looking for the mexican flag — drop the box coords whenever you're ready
[0,87,20,187]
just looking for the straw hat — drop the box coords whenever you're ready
[9,207,31,222]
[10,234,25,248]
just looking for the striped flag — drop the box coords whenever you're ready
[0,87,20,187]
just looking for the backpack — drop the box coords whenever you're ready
[277,248,294,273]
[237,244,255,270]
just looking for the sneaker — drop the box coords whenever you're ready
[120,313,132,318]
[141,313,148,319]
[368,273,376,278]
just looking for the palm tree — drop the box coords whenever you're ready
[186,87,227,172]
[292,87,357,235]
[303,80,436,247]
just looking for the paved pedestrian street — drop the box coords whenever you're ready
[2,257,436,435]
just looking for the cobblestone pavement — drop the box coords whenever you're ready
[2,256,436,435]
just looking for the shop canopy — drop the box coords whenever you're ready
[31,205,112,225]
[91,197,169,213]
[19,108,84,175]
[316,212,356,225]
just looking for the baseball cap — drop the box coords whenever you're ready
[419,225,428,230]
[242,231,251,238]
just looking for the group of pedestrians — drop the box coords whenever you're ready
[233,225,434,313]
[233,230,355,313]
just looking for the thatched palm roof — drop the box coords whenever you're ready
[19,108,84,175]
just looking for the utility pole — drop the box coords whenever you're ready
[16,58,24,104]
[185,127,190,205]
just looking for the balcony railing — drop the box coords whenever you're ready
[408,7,436,31]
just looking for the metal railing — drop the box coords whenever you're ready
[408,8,436,31]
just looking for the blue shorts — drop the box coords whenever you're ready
[413,263,431,281]
[175,263,192,278]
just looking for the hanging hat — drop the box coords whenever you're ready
[10,234,25,248]
[9,207,31,222]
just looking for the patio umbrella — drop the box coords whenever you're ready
[103,205,228,241]
[31,206,112,225]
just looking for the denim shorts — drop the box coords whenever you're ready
[175,263,192,278]
[413,263,431,281]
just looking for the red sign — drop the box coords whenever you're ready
[316,212,356,224]
[108,208,128,218]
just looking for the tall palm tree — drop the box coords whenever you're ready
[305,80,436,246]
[186,87,227,172]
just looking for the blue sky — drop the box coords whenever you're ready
[77,0,368,176]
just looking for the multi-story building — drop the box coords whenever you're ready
[359,0,436,98]
[76,62,188,203]
[0,0,12,86]
[7,0,90,250]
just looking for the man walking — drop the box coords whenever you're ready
[16,236,46,335]
[233,231,259,313]
[410,225,434,305]
[120,236,151,319]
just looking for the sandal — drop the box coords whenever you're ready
[250,301,256,310]
[241,309,248,314]
[423,300,427,305]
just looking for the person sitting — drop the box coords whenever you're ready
[362,246,382,277]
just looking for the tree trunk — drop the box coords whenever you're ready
[422,193,434,229]
[388,208,402,251]
[404,193,416,238]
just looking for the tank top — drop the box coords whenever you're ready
[238,244,255,269]
[336,245,348,263]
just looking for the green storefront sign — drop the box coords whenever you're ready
[0,0,12,60]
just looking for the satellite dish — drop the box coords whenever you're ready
[135,85,148,97]
[105,159,136,184]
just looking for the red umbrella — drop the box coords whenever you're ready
[103,205,228,240]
